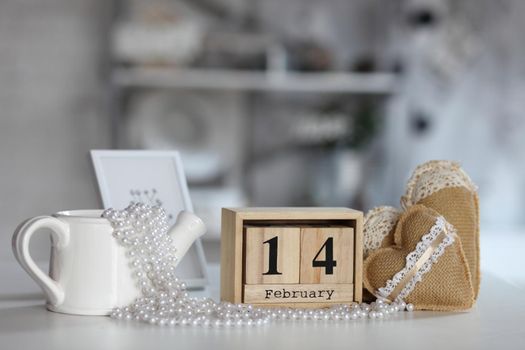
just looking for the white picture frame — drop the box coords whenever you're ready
[90,150,208,289]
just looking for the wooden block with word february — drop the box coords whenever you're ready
[244,283,354,305]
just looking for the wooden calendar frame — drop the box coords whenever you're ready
[220,207,363,308]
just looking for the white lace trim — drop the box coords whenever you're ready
[377,216,457,303]
[401,160,478,209]
[363,206,401,258]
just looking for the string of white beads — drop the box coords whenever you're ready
[104,203,413,327]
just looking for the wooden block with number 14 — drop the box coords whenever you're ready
[220,207,363,307]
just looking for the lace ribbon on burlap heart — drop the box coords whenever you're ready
[363,206,401,259]
[363,205,475,311]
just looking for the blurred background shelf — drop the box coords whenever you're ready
[106,0,401,243]
[112,67,398,94]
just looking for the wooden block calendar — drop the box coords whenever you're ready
[220,208,363,308]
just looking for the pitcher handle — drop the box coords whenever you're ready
[12,216,69,306]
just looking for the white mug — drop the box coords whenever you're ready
[12,209,206,315]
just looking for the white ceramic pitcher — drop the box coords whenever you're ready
[12,209,206,315]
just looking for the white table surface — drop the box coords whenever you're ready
[1,270,524,350]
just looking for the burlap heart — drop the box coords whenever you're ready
[364,205,475,311]
[401,160,480,298]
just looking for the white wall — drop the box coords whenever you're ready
[0,0,110,262]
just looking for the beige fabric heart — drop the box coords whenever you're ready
[401,160,480,298]
[364,205,475,311]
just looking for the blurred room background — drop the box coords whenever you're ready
[1,0,524,296]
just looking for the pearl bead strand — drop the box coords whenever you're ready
[104,203,414,327]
